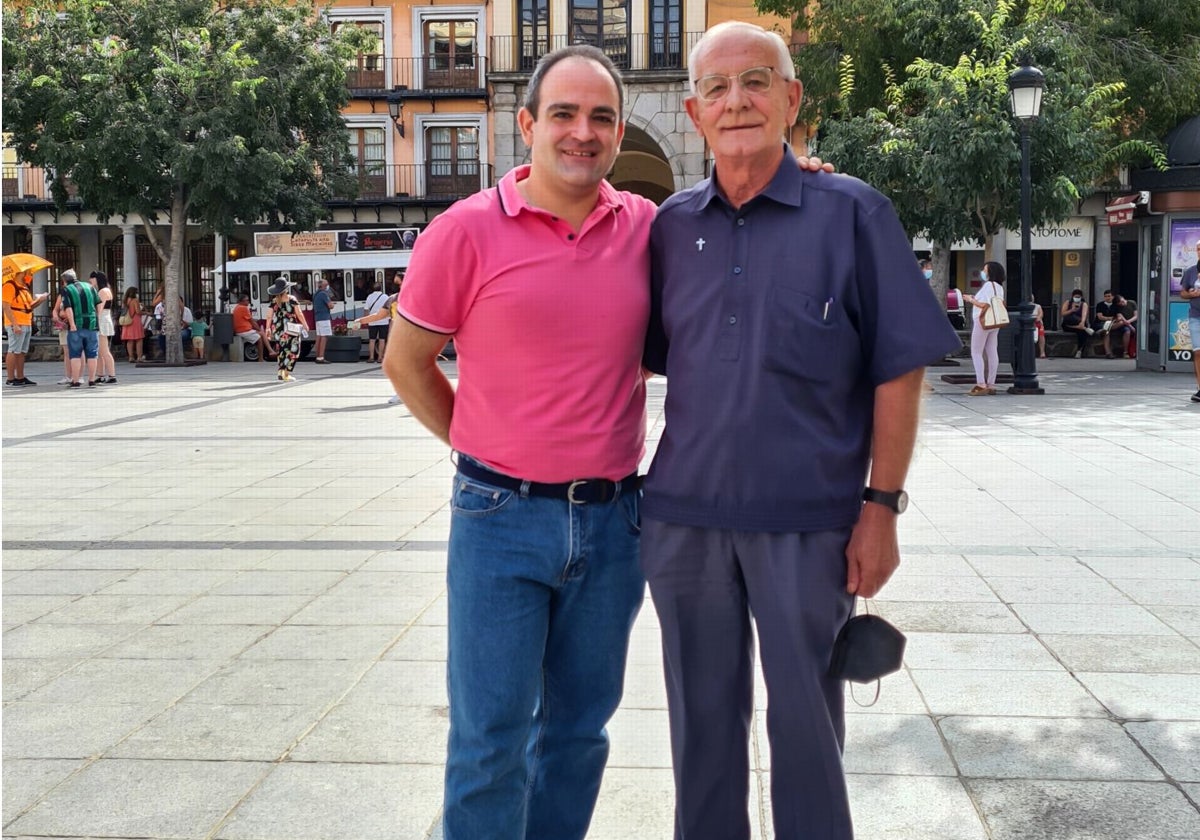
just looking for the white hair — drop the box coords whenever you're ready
[688,22,795,96]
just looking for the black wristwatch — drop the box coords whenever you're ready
[863,487,909,514]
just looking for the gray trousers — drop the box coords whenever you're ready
[641,519,856,840]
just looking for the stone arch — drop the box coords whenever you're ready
[611,124,678,205]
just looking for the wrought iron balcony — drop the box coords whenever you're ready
[2,164,78,203]
[346,55,489,95]
[489,32,702,74]
[332,163,494,203]
[3,161,493,210]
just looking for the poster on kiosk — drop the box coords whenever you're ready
[1168,220,1200,366]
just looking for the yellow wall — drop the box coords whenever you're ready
[706,0,792,33]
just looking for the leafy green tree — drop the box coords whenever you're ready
[1039,0,1200,141]
[2,0,369,364]
[762,0,1166,304]
[766,0,1200,142]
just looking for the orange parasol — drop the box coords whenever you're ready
[1,252,54,285]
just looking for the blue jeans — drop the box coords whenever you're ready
[443,462,644,840]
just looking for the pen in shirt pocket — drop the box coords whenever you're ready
[823,297,834,321]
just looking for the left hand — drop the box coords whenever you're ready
[845,502,900,598]
[796,155,835,173]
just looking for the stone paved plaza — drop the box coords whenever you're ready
[3,356,1200,839]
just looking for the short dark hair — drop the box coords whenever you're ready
[1104,288,1114,295]
[523,45,624,119]
[239,293,250,302]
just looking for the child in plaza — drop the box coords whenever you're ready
[190,314,208,360]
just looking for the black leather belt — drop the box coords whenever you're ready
[457,457,640,504]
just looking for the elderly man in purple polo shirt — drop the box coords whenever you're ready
[641,22,961,840]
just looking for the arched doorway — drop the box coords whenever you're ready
[610,125,675,204]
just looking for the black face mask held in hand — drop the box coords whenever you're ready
[827,612,906,685]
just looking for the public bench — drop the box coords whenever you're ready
[950,328,1134,359]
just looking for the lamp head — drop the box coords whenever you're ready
[387,95,405,137]
[1007,60,1045,122]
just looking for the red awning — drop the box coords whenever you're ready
[1105,192,1146,226]
[1104,194,1141,212]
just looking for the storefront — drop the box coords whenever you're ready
[914,214,1096,329]
[1133,213,1200,372]
[1127,114,1200,373]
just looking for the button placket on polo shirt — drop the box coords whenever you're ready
[717,212,749,361]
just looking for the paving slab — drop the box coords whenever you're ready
[1124,721,1200,782]
[966,779,1200,840]
[214,762,443,840]
[6,758,269,839]
[1075,672,1200,719]
[939,715,1164,780]
[909,668,1108,718]
[3,360,1199,839]
[108,703,321,762]
[1039,633,1200,674]
[287,702,448,764]
[2,758,86,821]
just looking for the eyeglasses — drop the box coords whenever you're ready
[692,66,778,101]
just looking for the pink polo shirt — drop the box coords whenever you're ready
[398,166,655,482]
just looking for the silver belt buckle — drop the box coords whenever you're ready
[567,479,588,504]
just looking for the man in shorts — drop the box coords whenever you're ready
[363,279,390,363]
[312,276,334,363]
[59,268,102,387]
[232,293,269,361]
[3,270,50,386]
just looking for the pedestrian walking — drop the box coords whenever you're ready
[267,278,306,382]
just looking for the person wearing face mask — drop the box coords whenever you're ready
[1060,289,1094,358]
[963,261,1006,395]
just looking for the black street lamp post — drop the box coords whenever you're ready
[1007,59,1046,394]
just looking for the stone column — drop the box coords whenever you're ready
[121,224,139,292]
[29,224,49,315]
[491,81,522,180]
[214,234,226,311]
[1094,216,1112,297]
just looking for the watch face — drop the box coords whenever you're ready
[895,491,909,513]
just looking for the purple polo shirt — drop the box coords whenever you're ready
[643,148,961,532]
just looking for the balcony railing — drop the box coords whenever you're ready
[2,164,78,203]
[490,32,702,74]
[333,163,494,202]
[2,162,492,208]
[346,55,489,93]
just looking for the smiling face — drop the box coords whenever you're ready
[517,56,625,198]
[685,26,801,169]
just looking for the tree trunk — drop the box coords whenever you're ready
[931,242,952,312]
[159,192,188,365]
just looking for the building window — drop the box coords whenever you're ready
[649,0,681,69]
[569,0,629,68]
[333,20,385,89]
[425,20,477,88]
[348,127,387,199]
[518,0,549,71]
[426,126,480,198]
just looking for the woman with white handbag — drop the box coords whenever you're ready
[963,261,1007,395]
[267,278,307,382]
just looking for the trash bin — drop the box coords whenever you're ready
[212,313,233,361]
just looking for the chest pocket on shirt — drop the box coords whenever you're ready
[763,286,857,382]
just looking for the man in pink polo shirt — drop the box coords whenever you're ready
[384,46,653,840]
